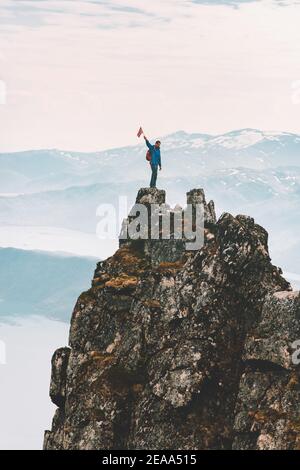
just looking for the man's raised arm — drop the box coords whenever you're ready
[144,135,153,150]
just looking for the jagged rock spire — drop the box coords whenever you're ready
[44,187,298,451]
[187,188,216,225]
[120,187,216,265]
[135,187,166,205]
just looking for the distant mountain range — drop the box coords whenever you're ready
[0,128,299,193]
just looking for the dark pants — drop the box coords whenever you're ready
[150,163,158,188]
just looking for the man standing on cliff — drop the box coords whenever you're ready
[143,134,162,188]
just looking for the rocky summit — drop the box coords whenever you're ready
[44,188,300,450]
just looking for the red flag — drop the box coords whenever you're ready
[137,126,143,138]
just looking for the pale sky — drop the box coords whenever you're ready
[1,0,300,152]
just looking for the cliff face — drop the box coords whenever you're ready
[44,188,300,450]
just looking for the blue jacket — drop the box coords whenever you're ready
[145,139,161,167]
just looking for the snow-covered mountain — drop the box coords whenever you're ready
[0,166,299,228]
[0,129,299,194]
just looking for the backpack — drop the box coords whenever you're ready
[146,149,151,162]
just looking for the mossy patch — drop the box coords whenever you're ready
[89,351,115,366]
[105,275,138,290]
[92,273,110,287]
[155,260,184,273]
[132,383,144,394]
[249,408,283,424]
[109,246,149,276]
[142,299,161,309]
[287,372,299,390]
